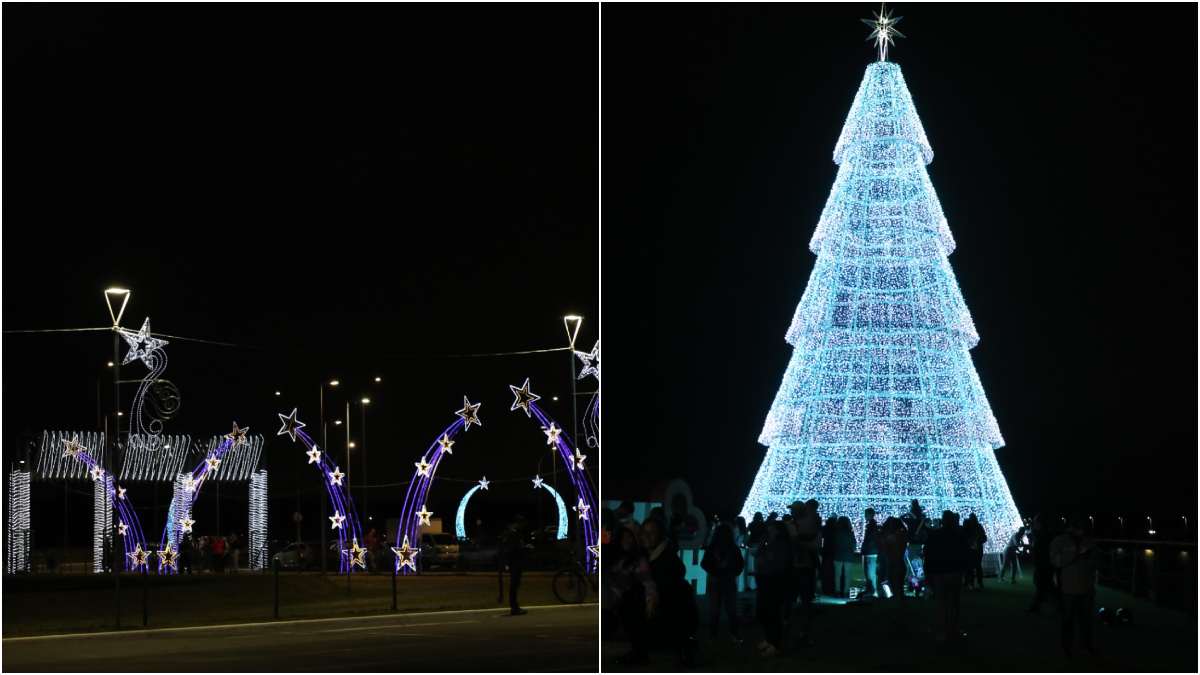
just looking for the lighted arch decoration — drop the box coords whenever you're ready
[395,396,482,575]
[156,424,251,574]
[454,480,569,541]
[60,436,149,571]
[276,409,365,574]
[510,379,598,571]
[575,341,600,449]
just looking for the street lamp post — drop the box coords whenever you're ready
[319,379,340,575]
[359,398,370,522]
[103,288,130,629]
[561,315,583,558]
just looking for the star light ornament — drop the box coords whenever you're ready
[159,542,178,571]
[393,535,419,572]
[478,476,490,490]
[119,317,169,366]
[861,2,905,61]
[306,446,322,465]
[509,378,541,417]
[343,538,368,569]
[455,396,482,430]
[415,457,433,477]
[180,518,195,534]
[575,341,599,381]
[90,466,105,482]
[118,521,129,536]
[575,499,591,520]
[588,544,600,558]
[127,543,150,568]
[437,434,455,455]
[61,435,86,459]
[277,408,306,442]
[183,475,196,493]
[117,486,127,500]
[225,422,249,447]
[416,506,434,527]
[573,448,587,471]
[542,423,562,446]
[330,511,346,530]
[205,456,222,473]
[532,475,545,489]
[329,467,345,486]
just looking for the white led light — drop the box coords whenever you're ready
[7,471,30,574]
[455,397,482,430]
[249,470,268,570]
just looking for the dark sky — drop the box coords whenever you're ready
[602,3,1197,529]
[3,3,598,545]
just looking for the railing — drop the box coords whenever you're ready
[1091,538,1196,615]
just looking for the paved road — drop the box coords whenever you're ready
[3,603,598,672]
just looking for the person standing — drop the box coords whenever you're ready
[701,522,744,643]
[752,521,791,657]
[902,500,928,596]
[963,514,986,590]
[211,535,227,574]
[832,516,857,598]
[501,515,529,615]
[1050,515,1097,657]
[999,526,1024,583]
[861,508,880,598]
[820,513,838,596]
[879,517,908,601]
[924,511,968,640]
[641,518,699,667]
[1028,515,1060,613]
[612,525,654,666]
[789,499,821,647]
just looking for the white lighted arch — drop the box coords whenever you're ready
[453,481,568,541]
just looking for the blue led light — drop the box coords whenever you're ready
[741,62,1022,552]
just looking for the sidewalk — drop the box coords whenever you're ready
[602,577,1197,672]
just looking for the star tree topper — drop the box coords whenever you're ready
[455,396,482,430]
[862,1,905,61]
[509,378,541,417]
[119,317,169,366]
[277,408,306,442]
[393,535,419,572]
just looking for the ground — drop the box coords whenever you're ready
[602,577,1197,672]
[2,570,576,637]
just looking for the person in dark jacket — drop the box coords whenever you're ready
[752,521,792,657]
[880,517,908,601]
[613,525,654,666]
[702,522,744,642]
[832,516,857,598]
[962,514,987,590]
[641,518,698,666]
[1027,515,1061,613]
[861,508,880,598]
[924,511,969,640]
[820,513,839,596]
[500,515,530,615]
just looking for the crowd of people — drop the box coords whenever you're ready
[175,532,243,574]
[605,498,1100,664]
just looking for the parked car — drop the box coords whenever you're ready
[272,541,317,570]
[420,533,460,569]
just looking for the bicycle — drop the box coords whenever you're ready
[552,552,598,604]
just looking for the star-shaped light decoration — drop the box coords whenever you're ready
[393,535,420,572]
[343,537,368,569]
[437,434,455,455]
[118,317,169,366]
[159,542,178,571]
[455,396,482,430]
[329,466,345,486]
[205,456,222,473]
[90,465,105,482]
[588,544,600,558]
[478,476,490,490]
[542,423,562,446]
[180,517,195,533]
[225,422,249,447]
[277,408,306,442]
[861,1,905,61]
[183,474,196,493]
[117,486,127,500]
[508,378,541,418]
[575,341,599,381]
[306,446,322,465]
[329,510,346,530]
[127,543,150,568]
[573,448,587,471]
[416,505,434,527]
[61,435,86,459]
[414,457,432,477]
[574,499,591,520]
[118,521,129,536]
[532,475,545,490]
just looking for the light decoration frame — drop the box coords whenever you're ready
[454,481,570,542]
[739,61,1022,552]
[395,400,479,575]
[249,470,268,570]
[118,317,180,446]
[62,441,149,571]
[514,380,598,571]
[276,410,364,574]
[7,470,31,574]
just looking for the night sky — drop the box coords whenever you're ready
[3,4,598,548]
[602,4,1197,531]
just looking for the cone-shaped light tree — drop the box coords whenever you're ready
[740,14,1022,552]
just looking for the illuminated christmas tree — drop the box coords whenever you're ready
[740,10,1022,551]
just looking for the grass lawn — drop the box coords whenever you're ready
[602,576,1197,672]
[3,570,582,637]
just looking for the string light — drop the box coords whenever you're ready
[509,378,541,417]
[92,479,111,573]
[740,60,1022,553]
[7,470,30,574]
[538,482,570,541]
[249,470,268,570]
[455,485,484,539]
[396,415,469,575]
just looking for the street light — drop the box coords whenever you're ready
[107,362,114,368]
[329,380,340,387]
[318,377,341,575]
[102,286,130,628]
[374,376,382,383]
[334,419,342,426]
[274,391,281,397]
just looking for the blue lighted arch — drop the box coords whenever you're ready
[454,482,568,541]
